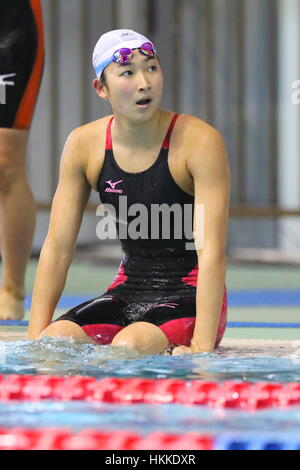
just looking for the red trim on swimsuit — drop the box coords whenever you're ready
[159,295,227,348]
[162,113,180,149]
[181,265,198,287]
[105,117,114,150]
[82,324,123,345]
[105,113,180,152]
[106,263,128,290]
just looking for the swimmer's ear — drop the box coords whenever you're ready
[93,79,108,101]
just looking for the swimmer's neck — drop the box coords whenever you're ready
[111,108,166,149]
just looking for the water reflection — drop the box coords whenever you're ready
[0,401,300,437]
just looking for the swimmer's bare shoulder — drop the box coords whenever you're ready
[169,113,229,194]
[46,116,112,246]
[173,113,227,165]
[68,115,113,191]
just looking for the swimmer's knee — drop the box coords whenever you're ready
[111,335,137,351]
[38,320,92,343]
[111,322,168,355]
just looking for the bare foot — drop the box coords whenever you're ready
[0,288,25,320]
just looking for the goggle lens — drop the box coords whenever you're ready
[113,48,133,64]
[139,42,156,56]
[112,43,156,64]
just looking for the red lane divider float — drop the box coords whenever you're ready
[0,375,300,409]
[0,427,213,450]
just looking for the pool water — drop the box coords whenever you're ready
[1,338,300,438]
[0,337,300,382]
[0,401,300,439]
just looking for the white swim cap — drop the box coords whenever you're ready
[92,29,156,79]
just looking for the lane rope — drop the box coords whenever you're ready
[0,375,300,409]
[0,427,299,450]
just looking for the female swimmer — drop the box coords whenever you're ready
[28,29,230,355]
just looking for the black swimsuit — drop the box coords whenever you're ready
[0,0,44,129]
[55,114,227,346]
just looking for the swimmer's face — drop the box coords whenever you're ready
[94,50,163,121]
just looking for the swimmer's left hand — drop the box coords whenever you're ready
[171,345,193,356]
[171,340,214,355]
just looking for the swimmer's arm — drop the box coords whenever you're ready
[28,129,91,339]
[184,125,230,353]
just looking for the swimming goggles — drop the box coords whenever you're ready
[112,42,157,64]
[97,42,157,77]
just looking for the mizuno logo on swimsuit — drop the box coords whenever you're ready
[0,73,16,86]
[105,180,123,193]
[0,73,16,104]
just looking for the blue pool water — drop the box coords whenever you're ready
[0,337,300,382]
[1,338,300,437]
[0,401,300,439]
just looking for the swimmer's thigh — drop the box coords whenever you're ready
[111,321,169,355]
[38,320,93,344]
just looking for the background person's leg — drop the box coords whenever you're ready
[0,0,44,320]
[0,128,35,319]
